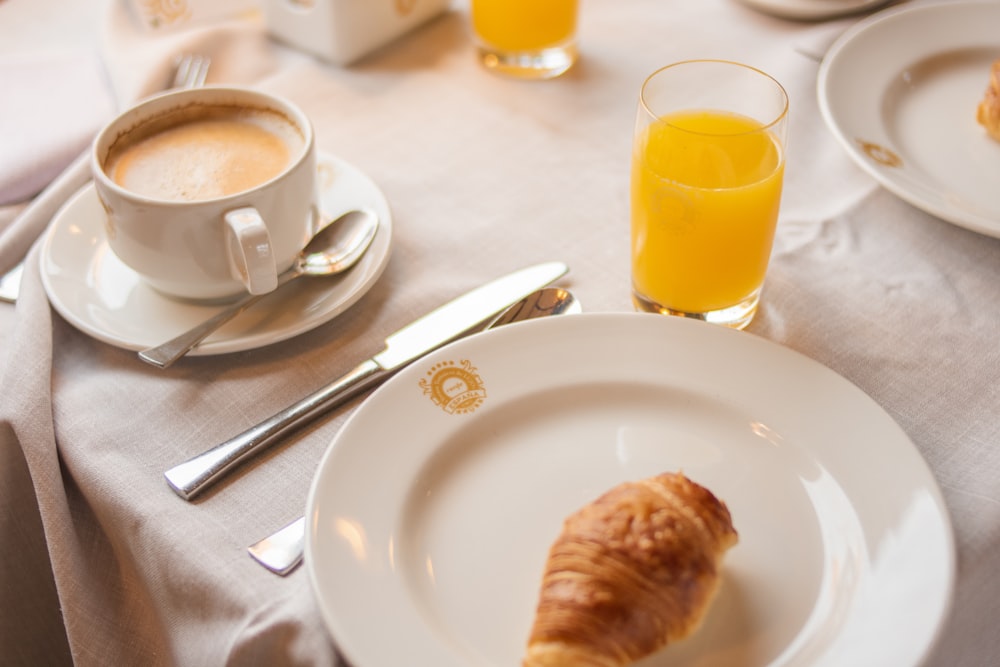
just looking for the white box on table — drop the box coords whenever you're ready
[261,0,452,65]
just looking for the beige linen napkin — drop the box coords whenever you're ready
[0,50,115,207]
[0,49,117,276]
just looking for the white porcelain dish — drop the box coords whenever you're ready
[735,0,893,21]
[818,1,1000,237]
[40,153,392,355]
[305,313,954,667]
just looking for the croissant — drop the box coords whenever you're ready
[523,472,737,667]
[978,59,1000,142]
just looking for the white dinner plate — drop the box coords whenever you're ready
[735,0,893,21]
[306,313,954,667]
[40,152,392,355]
[818,1,1000,238]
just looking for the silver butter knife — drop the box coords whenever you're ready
[248,286,581,575]
[164,261,569,500]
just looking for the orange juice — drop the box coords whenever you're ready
[472,0,578,52]
[631,109,785,316]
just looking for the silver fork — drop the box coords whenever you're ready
[0,54,211,304]
[172,53,211,89]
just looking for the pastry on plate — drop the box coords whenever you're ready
[977,58,1000,141]
[523,472,738,667]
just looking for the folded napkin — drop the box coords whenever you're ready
[0,50,116,207]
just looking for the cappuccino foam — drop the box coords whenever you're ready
[105,106,304,202]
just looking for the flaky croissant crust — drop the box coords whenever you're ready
[523,472,738,667]
[977,59,1000,142]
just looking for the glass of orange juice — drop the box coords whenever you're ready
[470,0,579,79]
[631,60,788,329]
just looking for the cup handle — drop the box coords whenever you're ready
[224,207,278,295]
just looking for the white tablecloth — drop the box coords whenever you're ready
[2,0,998,665]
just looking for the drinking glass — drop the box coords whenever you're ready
[470,0,579,79]
[630,60,788,329]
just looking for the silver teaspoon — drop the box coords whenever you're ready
[247,286,581,576]
[138,209,380,369]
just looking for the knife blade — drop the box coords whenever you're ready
[163,261,569,500]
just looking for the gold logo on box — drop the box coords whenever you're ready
[140,0,192,27]
[420,360,486,414]
[395,0,418,16]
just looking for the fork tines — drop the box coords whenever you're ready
[172,54,211,89]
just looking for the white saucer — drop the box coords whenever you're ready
[818,1,1000,237]
[40,153,393,355]
[735,0,893,21]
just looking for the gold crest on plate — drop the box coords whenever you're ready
[419,360,486,414]
[856,139,903,168]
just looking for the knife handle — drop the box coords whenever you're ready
[164,358,390,500]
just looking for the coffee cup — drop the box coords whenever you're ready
[92,86,318,302]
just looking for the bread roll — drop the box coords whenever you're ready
[523,472,737,667]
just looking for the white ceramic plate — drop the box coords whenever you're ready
[306,313,954,667]
[818,1,1000,237]
[735,0,893,21]
[40,153,392,355]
